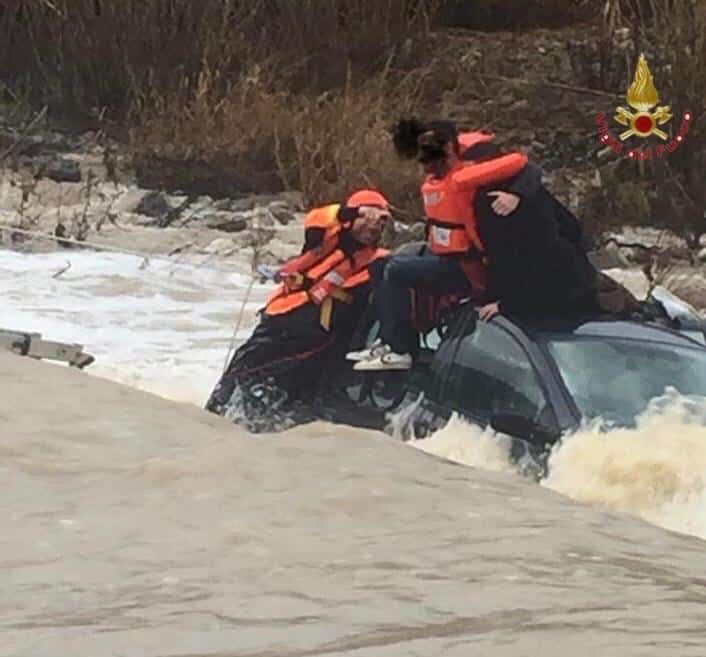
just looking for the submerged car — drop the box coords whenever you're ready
[318,289,706,472]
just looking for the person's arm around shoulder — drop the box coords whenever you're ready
[507,161,543,200]
[452,152,528,191]
[486,160,542,216]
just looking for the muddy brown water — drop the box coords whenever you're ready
[3,354,706,657]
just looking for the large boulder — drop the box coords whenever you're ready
[0,179,23,211]
[33,179,85,208]
[262,238,300,263]
[135,190,174,219]
[113,186,149,214]
[39,156,82,183]
[205,213,248,233]
[663,271,706,312]
[202,237,237,256]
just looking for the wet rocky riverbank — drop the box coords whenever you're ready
[1,111,704,311]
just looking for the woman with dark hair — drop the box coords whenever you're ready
[349,118,540,371]
[392,117,598,324]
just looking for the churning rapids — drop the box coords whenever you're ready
[3,248,706,656]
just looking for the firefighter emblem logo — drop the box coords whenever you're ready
[595,52,692,161]
[614,54,672,140]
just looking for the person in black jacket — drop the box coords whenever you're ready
[467,141,599,321]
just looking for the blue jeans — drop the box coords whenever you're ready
[372,252,470,354]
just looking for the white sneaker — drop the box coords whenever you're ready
[353,347,413,371]
[346,338,384,362]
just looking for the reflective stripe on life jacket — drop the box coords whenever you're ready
[265,245,386,318]
[422,153,528,257]
[265,206,388,325]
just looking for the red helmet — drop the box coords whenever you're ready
[346,189,390,210]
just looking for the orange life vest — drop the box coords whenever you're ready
[422,152,528,257]
[265,204,388,330]
[458,131,496,154]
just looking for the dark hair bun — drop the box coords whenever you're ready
[391,117,426,159]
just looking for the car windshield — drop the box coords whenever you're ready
[545,337,706,427]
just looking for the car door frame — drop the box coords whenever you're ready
[425,309,579,439]
[493,317,581,432]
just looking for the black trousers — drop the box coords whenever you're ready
[206,293,368,431]
[373,252,470,354]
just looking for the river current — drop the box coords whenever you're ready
[3,248,706,656]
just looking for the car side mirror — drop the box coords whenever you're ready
[490,412,556,449]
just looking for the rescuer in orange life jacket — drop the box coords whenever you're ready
[348,118,543,371]
[205,189,391,431]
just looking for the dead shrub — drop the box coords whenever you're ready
[0,0,441,117]
[439,0,602,30]
[0,0,441,209]
[131,63,427,209]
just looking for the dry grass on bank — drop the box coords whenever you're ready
[0,0,441,205]
[0,1,703,240]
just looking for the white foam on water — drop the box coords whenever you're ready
[412,413,516,474]
[6,248,706,541]
[411,390,706,540]
[543,389,706,538]
[0,249,272,405]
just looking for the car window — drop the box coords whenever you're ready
[546,337,706,427]
[443,320,553,427]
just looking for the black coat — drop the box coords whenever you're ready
[475,180,598,318]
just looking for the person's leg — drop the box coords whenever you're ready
[206,306,333,430]
[205,317,283,412]
[379,252,469,352]
[354,252,469,370]
[376,254,420,355]
[346,254,415,361]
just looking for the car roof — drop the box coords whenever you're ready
[504,315,706,349]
